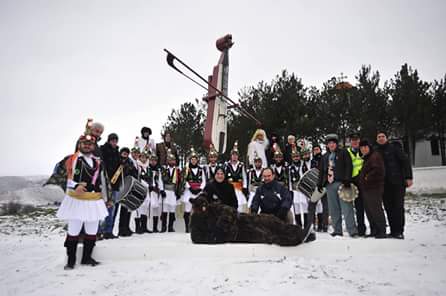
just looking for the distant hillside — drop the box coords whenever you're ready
[0,176,63,206]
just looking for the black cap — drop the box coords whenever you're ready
[108,133,119,142]
[348,131,360,139]
[325,133,339,143]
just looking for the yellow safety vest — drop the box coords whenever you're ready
[347,148,363,177]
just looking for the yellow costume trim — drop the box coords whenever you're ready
[67,190,102,201]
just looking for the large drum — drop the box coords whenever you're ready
[117,176,148,211]
[297,168,326,202]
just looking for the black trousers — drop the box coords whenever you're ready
[119,206,131,232]
[353,178,366,235]
[362,188,386,235]
[383,182,406,235]
[321,194,329,227]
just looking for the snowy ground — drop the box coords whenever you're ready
[1,172,445,296]
[0,195,445,296]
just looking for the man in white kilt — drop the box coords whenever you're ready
[134,150,152,234]
[181,148,205,233]
[247,154,264,210]
[160,149,182,232]
[288,149,307,228]
[57,135,109,270]
[224,141,249,213]
[204,144,223,184]
[270,144,288,188]
[147,154,165,233]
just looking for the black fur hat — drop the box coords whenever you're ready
[141,127,152,136]
[120,147,130,154]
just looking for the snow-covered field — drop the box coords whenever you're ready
[0,171,445,296]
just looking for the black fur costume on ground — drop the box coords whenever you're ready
[189,194,312,246]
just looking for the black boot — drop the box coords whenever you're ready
[64,235,78,270]
[135,218,144,234]
[152,216,159,233]
[168,213,176,232]
[160,213,168,233]
[118,207,132,237]
[303,214,309,228]
[140,215,151,233]
[302,224,316,243]
[316,214,323,232]
[184,212,190,233]
[81,235,100,266]
[295,214,302,228]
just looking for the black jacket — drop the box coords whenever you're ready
[113,158,138,190]
[375,142,413,186]
[250,180,292,220]
[100,143,121,190]
[311,153,322,168]
[318,148,352,187]
[203,181,238,210]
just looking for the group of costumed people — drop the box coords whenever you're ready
[51,120,413,270]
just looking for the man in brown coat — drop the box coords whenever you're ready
[359,140,387,238]
[156,132,178,167]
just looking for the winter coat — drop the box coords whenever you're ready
[359,151,385,191]
[203,180,238,210]
[100,143,121,191]
[156,142,178,166]
[250,180,292,220]
[311,153,322,168]
[318,148,352,187]
[375,142,413,186]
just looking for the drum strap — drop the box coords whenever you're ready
[111,165,123,185]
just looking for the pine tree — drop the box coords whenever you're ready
[162,99,206,162]
[355,65,391,141]
[431,75,446,165]
[387,63,431,163]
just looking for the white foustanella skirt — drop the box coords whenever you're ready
[292,190,309,214]
[57,195,108,222]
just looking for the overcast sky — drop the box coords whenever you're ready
[1,0,445,176]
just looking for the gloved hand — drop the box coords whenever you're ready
[160,190,167,198]
[343,181,351,188]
